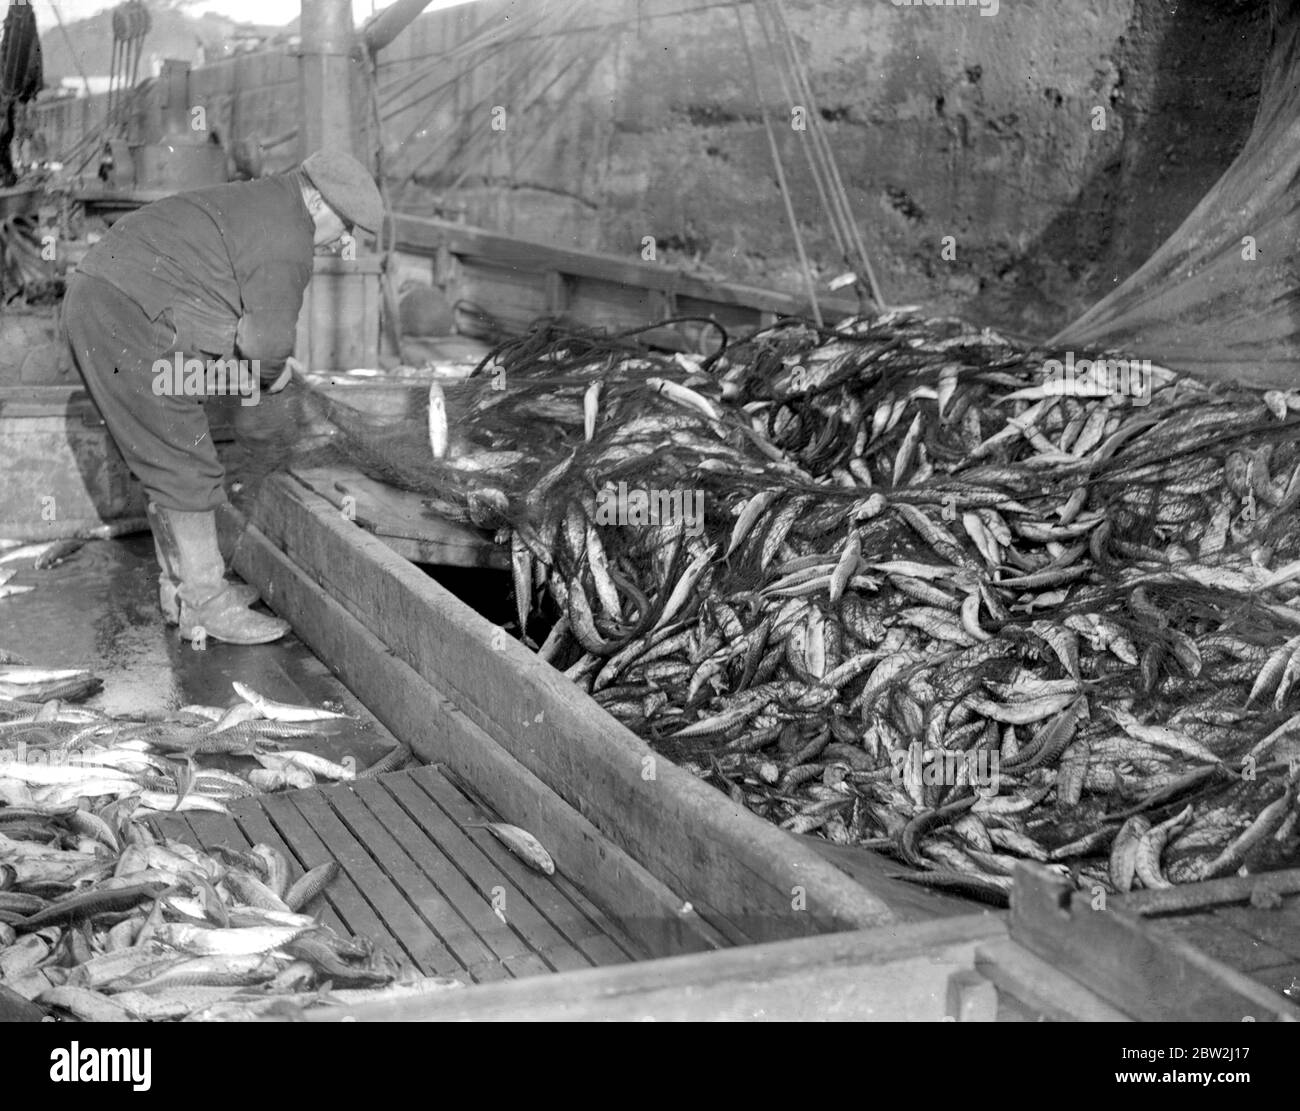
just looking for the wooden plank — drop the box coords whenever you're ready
[287,788,484,979]
[243,476,896,941]
[397,767,621,970]
[973,938,1133,1022]
[1159,914,1295,973]
[147,814,194,846]
[346,778,563,973]
[1010,864,1300,1022]
[395,214,857,321]
[156,815,223,860]
[179,812,246,858]
[675,296,768,347]
[293,466,506,571]
[371,773,572,977]
[229,512,730,959]
[315,778,541,978]
[540,872,643,965]
[1245,962,1300,997]
[255,792,440,978]
[410,765,641,967]
[567,277,669,332]
[543,269,568,316]
[944,969,999,1022]
[621,325,694,354]
[1110,868,1300,917]
[153,808,353,941]
[223,804,351,939]
[1213,898,1300,960]
[802,837,992,922]
[371,533,485,568]
[652,289,677,321]
[458,261,551,334]
[432,243,459,289]
[305,914,1005,1023]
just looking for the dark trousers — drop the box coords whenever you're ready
[62,271,227,513]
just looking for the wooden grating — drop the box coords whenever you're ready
[153,764,649,984]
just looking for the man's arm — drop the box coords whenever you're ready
[234,259,309,371]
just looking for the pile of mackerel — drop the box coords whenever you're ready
[0,678,456,1021]
[393,309,1300,906]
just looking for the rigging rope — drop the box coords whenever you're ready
[733,2,822,327]
[760,0,886,309]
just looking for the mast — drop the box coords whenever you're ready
[298,0,356,156]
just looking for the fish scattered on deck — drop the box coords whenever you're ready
[231,682,352,723]
[463,821,556,875]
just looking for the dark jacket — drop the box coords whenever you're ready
[77,174,314,369]
[1,2,43,104]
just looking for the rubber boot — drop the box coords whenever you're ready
[148,505,289,645]
[147,503,258,623]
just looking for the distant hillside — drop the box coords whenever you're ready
[39,7,291,82]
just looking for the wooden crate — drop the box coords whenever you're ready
[294,255,383,372]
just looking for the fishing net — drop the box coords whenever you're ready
[266,308,1300,901]
[1054,0,1300,389]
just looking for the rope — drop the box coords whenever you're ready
[397,2,599,187]
[747,0,847,265]
[446,40,609,194]
[365,53,403,356]
[752,2,857,290]
[47,0,91,99]
[762,0,886,309]
[399,33,570,183]
[733,3,822,327]
[375,0,753,74]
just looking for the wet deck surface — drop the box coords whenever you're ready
[0,532,392,768]
[155,766,648,983]
[3,532,650,981]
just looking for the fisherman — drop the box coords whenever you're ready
[62,149,384,645]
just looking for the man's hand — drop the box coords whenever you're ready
[266,356,305,394]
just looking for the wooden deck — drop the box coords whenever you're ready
[1122,878,1300,1003]
[973,865,1300,1022]
[154,764,647,983]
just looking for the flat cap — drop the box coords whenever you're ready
[301,149,384,234]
